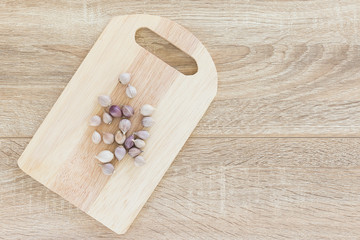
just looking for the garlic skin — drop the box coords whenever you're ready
[98,95,112,107]
[128,147,142,158]
[101,163,115,175]
[118,73,131,85]
[140,104,155,116]
[92,131,101,144]
[126,84,137,98]
[96,150,114,163]
[102,112,112,124]
[119,119,131,134]
[90,115,101,126]
[115,146,126,161]
[109,105,122,118]
[115,130,126,144]
[142,117,154,128]
[124,135,134,149]
[134,130,150,140]
[103,132,114,144]
[133,139,145,149]
[134,156,146,167]
[122,105,134,118]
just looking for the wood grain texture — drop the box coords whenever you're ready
[1,0,360,239]
[2,85,360,137]
[2,44,360,137]
[1,138,360,239]
[0,138,360,239]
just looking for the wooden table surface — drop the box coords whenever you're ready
[1,1,360,239]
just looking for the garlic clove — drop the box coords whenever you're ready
[98,95,112,107]
[103,132,114,144]
[109,105,122,118]
[115,130,126,144]
[118,73,131,85]
[134,130,150,140]
[92,131,101,144]
[133,139,145,149]
[142,117,154,128]
[101,163,115,175]
[90,115,101,126]
[102,112,112,124]
[122,105,134,118]
[126,84,137,98]
[140,104,155,116]
[134,156,146,167]
[115,146,126,161]
[128,147,142,158]
[124,135,134,149]
[96,150,114,163]
[119,119,131,134]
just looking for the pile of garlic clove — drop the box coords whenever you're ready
[89,73,155,175]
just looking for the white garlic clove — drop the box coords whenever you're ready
[134,156,146,167]
[92,131,101,144]
[126,84,137,98]
[115,146,126,161]
[119,119,131,134]
[90,115,101,126]
[103,132,114,144]
[140,104,155,116]
[98,95,112,107]
[101,163,115,175]
[133,139,145,149]
[142,117,154,128]
[118,73,131,85]
[96,150,114,163]
[115,130,126,144]
[134,130,150,140]
[102,112,113,124]
[128,147,142,158]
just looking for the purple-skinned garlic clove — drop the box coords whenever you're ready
[124,135,134,149]
[109,105,122,118]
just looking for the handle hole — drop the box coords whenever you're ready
[135,28,198,76]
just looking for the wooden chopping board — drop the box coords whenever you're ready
[17,14,217,234]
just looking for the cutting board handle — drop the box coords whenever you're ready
[113,14,216,78]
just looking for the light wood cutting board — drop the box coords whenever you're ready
[17,14,217,234]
